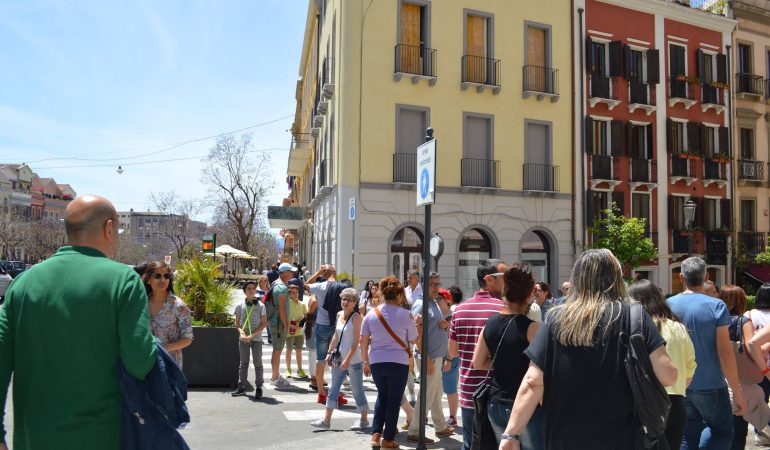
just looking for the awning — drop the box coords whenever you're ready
[268,206,307,229]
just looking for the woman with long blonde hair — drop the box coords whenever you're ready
[498,249,677,450]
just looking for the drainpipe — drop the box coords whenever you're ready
[578,7,586,253]
[726,41,735,283]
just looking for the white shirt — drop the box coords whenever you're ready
[309,281,331,325]
[527,301,543,323]
[405,283,423,306]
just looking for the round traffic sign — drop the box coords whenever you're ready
[419,168,430,199]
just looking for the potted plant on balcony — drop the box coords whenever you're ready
[176,257,239,386]
[709,81,730,90]
[710,152,731,164]
[686,151,702,160]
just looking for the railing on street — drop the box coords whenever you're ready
[737,159,766,182]
[394,44,437,78]
[590,155,618,180]
[461,158,500,188]
[392,153,417,183]
[736,73,764,96]
[629,81,655,105]
[701,85,725,105]
[461,55,501,86]
[588,74,617,100]
[523,164,559,192]
[522,65,558,95]
[630,159,657,183]
[669,78,695,100]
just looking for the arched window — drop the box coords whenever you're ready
[457,228,494,297]
[520,230,551,286]
[390,226,423,282]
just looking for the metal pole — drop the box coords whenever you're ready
[352,214,356,286]
[688,221,693,259]
[417,128,434,450]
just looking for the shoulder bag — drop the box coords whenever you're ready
[471,315,515,450]
[733,313,763,384]
[374,306,413,357]
[327,312,357,367]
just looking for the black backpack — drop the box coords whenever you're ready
[623,303,671,449]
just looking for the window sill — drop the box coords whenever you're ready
[702,179,728,189]
[701,102,726,115]
[589,179,622,189]
[668,97,697,110]
[629,181,657,191]
[589,97,621,111]
[628,103,656,116]
[669,176,698,186]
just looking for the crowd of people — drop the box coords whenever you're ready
[4,194,770,450]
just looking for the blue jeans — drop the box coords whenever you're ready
[314,324,334,361]
[461,407,475,450]
[488,400,544,450]
[370,362,408,441]
[682,387,734,449]
[326,362,369,412]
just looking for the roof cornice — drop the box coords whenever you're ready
[595,0,736,33]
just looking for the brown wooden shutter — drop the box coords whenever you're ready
[719,126,729,156]
[668,196,675,229]
[695,48,704,79]
[647,49,660,84]
[692,196,704,228]
[720,198,732,229]
[687,122,701,154]
[586,36,595,73]
[646,124,654,159]
[585,117,594,154]
[466,15,486,57]
[612,191,625,216]
[400,4,422,74]
[717,54,727,84]
[666,119,673,154]
[611,120,625,156]
[586,189,595,227]
[609,41,622,77]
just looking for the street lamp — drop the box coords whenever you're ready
[684,199,697,257]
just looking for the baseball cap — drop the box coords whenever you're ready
[438,288,451,301]
[278,262,297,273]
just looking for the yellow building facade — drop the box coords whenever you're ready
[282,0,575,292]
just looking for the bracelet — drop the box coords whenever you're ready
[500,434,520,442]
[362,361,370,365]
[763,367,770,375]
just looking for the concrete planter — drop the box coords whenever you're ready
[182,326,239,387]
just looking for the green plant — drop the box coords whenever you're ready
[175,257,235,327]
[587,202,657,275]
[756,251,770,266]
[337,271,359,286]
[748,295,756,311]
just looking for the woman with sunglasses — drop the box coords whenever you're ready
[143,261,194,368]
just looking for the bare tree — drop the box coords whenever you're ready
[150,190,206,260]
[114,233,149,266]
[26,220,66,262]
[0,210,30,260]
[201,133,275,253]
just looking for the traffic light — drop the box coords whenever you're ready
[203,234,216,254]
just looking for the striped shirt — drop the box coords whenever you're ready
[448,290,505,409]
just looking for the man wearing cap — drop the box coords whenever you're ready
[268,262,296,387]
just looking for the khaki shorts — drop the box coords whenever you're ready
[268,324,287,351]
[285,334,305,350]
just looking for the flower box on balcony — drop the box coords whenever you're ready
[675,75,701,86]
[710,154,731,163]
[709,81,730,90]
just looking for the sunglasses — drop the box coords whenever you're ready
[152,273,172,280]
[429,282,441,288]
[341,298,356,303]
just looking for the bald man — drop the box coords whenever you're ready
[0,195,157,450]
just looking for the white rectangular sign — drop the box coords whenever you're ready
[348,197,356,221]
[416,139,436,207]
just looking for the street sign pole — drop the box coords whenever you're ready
[416,128,436,450]
[349,197,356,286]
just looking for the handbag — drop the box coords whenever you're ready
[471,315,515,450]
[374,306,413,357]
[327,312,356,368]
[733,313,763,384]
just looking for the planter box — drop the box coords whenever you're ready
[182,326,239,387]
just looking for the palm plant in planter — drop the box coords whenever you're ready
[175,257,239,386]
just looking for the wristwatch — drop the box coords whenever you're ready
[500,434,520,441]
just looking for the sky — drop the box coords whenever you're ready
[0,0,308,229]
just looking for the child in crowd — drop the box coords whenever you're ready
[232,281,267,399]
[285,280,308,378]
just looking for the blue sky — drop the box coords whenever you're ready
[0,0,308,226]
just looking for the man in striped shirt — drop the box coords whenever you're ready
[448,258,507,450]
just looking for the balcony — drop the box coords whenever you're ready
[523,164,559,192]
[739,232,767,256]
[321,57,335,99]
[628,81,657,115]
[668,78,697,109]
[701,84,726,114]
[672,231,691,254]
[737,159,766,183]
[669,155,698,185]
[394,44,437,85]
[461,158,500,189]
[287,133,312,177]
[702,160,728,189]
[705,231,729,265]
[589,155,621,189]
[392,153,416,184]
[736,73,764,99]
[629,159,658,190]
[461,55,501,94]
[309,159,332,208]
[522,65,559,102]
[588,74,620,110]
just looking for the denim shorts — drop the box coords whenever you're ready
[442,356,461,394]
[315,323,335,361]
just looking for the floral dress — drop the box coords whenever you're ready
[150,293,194,368]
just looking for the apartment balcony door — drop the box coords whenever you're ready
[399,3,427,75]
[527,27,546,92]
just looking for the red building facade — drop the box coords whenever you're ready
[578,0,735,293]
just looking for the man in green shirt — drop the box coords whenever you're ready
[0,195,157,450]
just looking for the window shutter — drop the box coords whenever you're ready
[692,196,704,228]
[586,189,595,227]
[719,126,729,156]
[585,117,594,154]
[586,36,594,73]
[609,41,622,77]
[666,118,673,154]
[647,49,660,84]
[687,121,701,154]
[623,44,632,80]
[612,191,625,216]
[646,124,654,159]
[720,198,732,229]
[717,54,727,84]
[668,195,675,229]
[626,122,633,158]
[611,120,625,156]
[695,48,704,79]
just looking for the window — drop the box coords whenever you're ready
[741,199,756,231]
[463,114,495,187]
[525,121,553,191]
[464,12,494,84]
[458,228,495,297]
[589,41,607,76]
[628,124,647,159]
[702,52,715,83]
[626,48,644,82]
[738,44,752,74]
[631,193,651,232]
[394,105,429,182]
[703,198,720,231]
[703,126,716,157]
[397,1,430,75]
[592,120,608,156]
[671,196,688,231]
[670,121,685,154]
[669,44,687,98]
[740,128,754,159]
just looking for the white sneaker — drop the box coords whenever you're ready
[350,419,370,430]
[756,428,770,446]
[310,419,330,429]
[270,376,291,386]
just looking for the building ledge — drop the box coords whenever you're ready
[391,182,415,190]
[628,103,657,116]
[629,181,657,191]
[703,178,728,189]
[394,72,438,86]
[521,189,560,197]
[589,97,621,111]
[522,91,559,103]
[701,103,726,114]
[307,186,333,209]
[737,92,762,102]
[669,175,698,186]
[459,186,500,194]
[461,82,501,95]
[668,97,697,110]
[590,179,622,189]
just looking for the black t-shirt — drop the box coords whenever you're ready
[524,302,665,450]
[483,313,534,403]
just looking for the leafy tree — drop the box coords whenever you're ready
[149,190,206,260]
[587,203,657,274]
